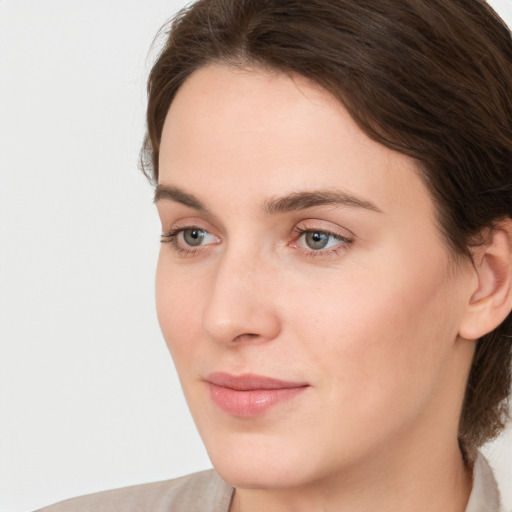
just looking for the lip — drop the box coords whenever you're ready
[205,372,309,418]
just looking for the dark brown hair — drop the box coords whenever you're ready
[141,0,512,452]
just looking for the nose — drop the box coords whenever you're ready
[201,249,281,345]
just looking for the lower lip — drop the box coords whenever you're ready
[208,384,308,417]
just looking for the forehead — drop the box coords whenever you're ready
[159,64,435,227]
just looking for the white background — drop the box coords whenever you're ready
[1,1,511,511]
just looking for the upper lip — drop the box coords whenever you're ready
[205,372,309,391]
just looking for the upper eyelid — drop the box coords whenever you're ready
[161,217,218,235]
[293,220,355,239]
[156,203,224,234]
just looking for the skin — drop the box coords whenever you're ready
[155,64,478,512]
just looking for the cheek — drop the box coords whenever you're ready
[291,252,461,422]
[155,255,205,362]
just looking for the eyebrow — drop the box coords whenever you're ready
[154,184,382,215]
[154,185,209,212]
[263,189,382,215]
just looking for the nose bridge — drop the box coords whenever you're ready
[201,243,280,344]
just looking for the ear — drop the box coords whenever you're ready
[458,219,512,341]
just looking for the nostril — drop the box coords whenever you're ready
[232,333,260,343]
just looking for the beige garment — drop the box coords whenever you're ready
[36,452,503,512]
[466,453,504,512]
[35,469,233,512]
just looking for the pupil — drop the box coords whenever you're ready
[306,231,329,250]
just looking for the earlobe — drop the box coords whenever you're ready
[458,220,512,341]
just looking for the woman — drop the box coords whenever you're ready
[39,0,512,510]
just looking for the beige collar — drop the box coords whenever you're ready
[465,452,503,512]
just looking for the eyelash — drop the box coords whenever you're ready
[160,225,353,258]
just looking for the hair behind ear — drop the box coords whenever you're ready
[459,314,512,448]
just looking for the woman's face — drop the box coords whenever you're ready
[155,64,475,489]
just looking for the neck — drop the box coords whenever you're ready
[230,438,472,512]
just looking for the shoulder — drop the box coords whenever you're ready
[35,470,234,512]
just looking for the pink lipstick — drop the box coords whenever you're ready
[205,372,309,417]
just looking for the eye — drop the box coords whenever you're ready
[290,225,353,256]
[161,226,220,254]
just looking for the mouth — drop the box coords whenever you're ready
[204,372,310,418]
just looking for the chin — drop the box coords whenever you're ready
[212,454,304,490]
[201,429,327,490]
